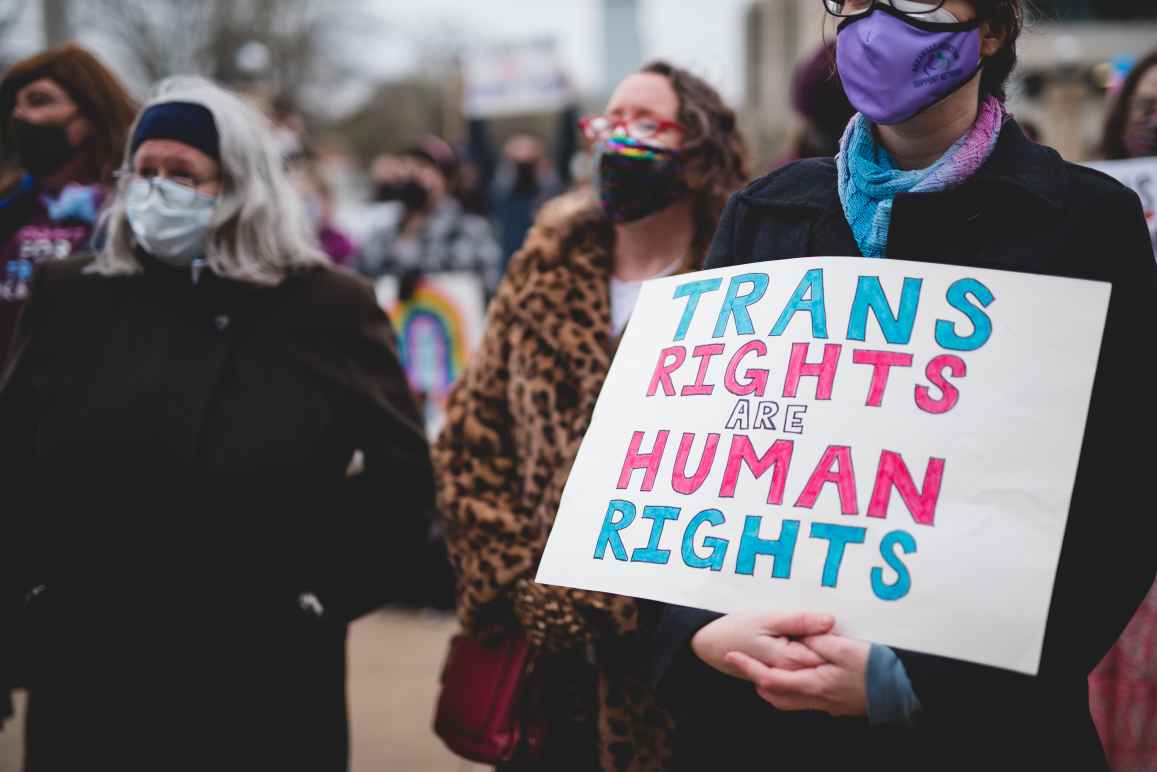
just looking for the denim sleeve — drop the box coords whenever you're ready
[867,644,922,727]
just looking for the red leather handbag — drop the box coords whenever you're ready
[433,632,548,764]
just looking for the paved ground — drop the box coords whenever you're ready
[0,609,485,772]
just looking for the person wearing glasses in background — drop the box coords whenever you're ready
[647,1,1156,769]
[1100,48,1157,163]
[433,61,748,770]
[0,44,137,359]
[0,76,433,771]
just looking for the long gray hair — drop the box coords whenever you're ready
[91,75,328,284]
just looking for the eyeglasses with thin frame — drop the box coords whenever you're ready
[578,115,686,142]
[114,169,218,207]
[823,0,947,18]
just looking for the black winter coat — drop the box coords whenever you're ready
[0,256,434,771]
[651,121,1157,770]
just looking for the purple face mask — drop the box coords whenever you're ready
[836,5,983,126]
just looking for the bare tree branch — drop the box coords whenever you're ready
[72,0,381,116]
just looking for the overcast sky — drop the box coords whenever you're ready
[374,0,753,104]
[4,0,754,108]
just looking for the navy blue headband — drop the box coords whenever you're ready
[131,101,220,162]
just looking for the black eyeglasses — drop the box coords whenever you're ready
[823,0,948,18]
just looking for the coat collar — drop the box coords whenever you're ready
[741,118,1065,216]
[507,195,617,377]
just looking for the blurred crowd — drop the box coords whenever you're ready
[0,1,1155,768]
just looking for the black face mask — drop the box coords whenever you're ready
[375,179,429,211]
[595,136,688,224]
[11,119,75,177]
[513,161,539,193]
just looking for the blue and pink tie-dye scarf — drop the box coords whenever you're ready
[836,95,1007,258]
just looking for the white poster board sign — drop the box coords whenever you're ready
[1086,157,1157,258]
[463,38,568,118]
[536,257,1110,675]
[375,272,486,438]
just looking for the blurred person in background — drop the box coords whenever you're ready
[359,136,502,298]
[1088,46,1157,772]
[0,43,136,355]
[433,60,748,770]
[777,41,855,166]
[0,75,433,771]
[652,0,1156,768]
[289,152,357,268]
[465,101,579,267]
[1100,48,1157,160]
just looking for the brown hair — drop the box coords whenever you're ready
[967,0,1030,102]
[639,60,749,262]
[1100,48,1157,160]
[0,43,138,182]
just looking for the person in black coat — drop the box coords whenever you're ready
[649,1,1157,769]
[0,76,434,771]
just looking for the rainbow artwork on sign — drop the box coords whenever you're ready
[375,272,487,436]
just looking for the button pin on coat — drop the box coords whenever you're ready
[298,592,325,619]
[213,314,230,331]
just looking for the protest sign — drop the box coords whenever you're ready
[536,257,1110,675]
[1086,157,1157,258]
[463,38,569,118]
[375,272,486,437]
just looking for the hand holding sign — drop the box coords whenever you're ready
[726,634,870,717]
[689,611,833,677]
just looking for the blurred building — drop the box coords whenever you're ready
[742,0,1157,164]
[603,0,642,98]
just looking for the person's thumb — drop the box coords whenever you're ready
[765,611,835,638]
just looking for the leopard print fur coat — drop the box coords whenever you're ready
[434,192,683,770]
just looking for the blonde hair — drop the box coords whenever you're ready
[91,75,327,285]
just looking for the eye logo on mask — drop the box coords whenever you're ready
[921,47,955,77]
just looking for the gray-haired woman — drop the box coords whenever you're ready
[0,76,433,770]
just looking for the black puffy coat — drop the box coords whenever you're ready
[651,121,1157,770]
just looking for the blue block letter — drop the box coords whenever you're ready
[594,499,636,561]
[871,529,917,601]
[847,276,923,345]
[934,278,994,352]
[714,273,770,338]
[770,268,828,339]
[809,522,867,588]
[630,506,681,565]
[735,516,800,579]
[673,278,724,342]
[681,509,729,571]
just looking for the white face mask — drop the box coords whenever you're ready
[124,176,217,266]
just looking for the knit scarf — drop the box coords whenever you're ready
[836,95,1007,258]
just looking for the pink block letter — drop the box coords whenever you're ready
[794,445,859,515]
[867,450,945,526]
[783,342,842,400]
[720,435,794,505]
[647,346,687,397]
[681,343,726,396]
[852,349,914,407]
[725,340,769,397]
[617,430,670,491]
[672,432,721,495]
[915,355,966,414]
